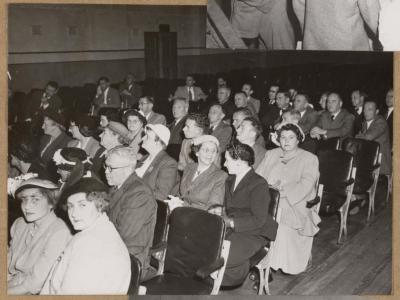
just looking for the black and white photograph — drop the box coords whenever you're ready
[207,0,400,51]
[6,2,394,297]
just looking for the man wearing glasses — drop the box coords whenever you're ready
[104,146,157,281]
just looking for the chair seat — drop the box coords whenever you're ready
[249,247,268,267]
[143,273,213,295]
[319,191,347,214]
[353,171,374,194]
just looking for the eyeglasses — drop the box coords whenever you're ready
[103,163,131,172]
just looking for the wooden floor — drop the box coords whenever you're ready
[222,176,392,296]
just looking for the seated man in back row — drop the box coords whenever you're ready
[310,92,354,141]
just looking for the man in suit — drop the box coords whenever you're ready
[25,81,62,121]
[293,93,319,135]
[310,92,355,140]
[92,76,121,115]
[39,110,72,181]
[236,116,266,170]
[356,100,391,175]
[135,124,179,200]
[242,83,260,114]
[351,90,367,135]
[105,146,157,280]
[234,92,257,117]
[119,73,142,110]
[173,75,207,113]
[208,104,232,153]
[293,0,380,50]
[231,0,296,49]
[167,98,189,161]
[138,96,166,125]
[382,88,394,146]
[216,86,236,123]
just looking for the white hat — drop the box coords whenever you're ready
[146,124,171,146]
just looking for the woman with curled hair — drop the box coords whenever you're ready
[122,109,147,155]
[256,123,320,275]
[41,177,131,295]
[221,141,278,287]
[167,135,227,213]
[8,178,72,295]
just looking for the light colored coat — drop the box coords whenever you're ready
[41,214,130,295]
[8,212,71,294]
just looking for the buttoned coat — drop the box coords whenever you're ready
[211,121,233,152]
[299,106,319,135]
[180,162,228,211]
[317,109,355,139]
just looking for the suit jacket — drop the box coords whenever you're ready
[107,172,157,275]
[93,87,121,113]
[225,168,277,240]
[174,86,206,102]
[299,106,319,135]
[356,115,392,175]
[180,162,228,211]
[67,137,102,159]
[231,0,296,49]
[25,90,62,120]
[167,117,187,161]
[178,139,194,171]
[119,82,142,109]
[211,121,232,152]
[146,111,167,125]
[317,109,355,139]
[141,151,179,200]
[293,0,380,50]
[383,108,393,146]
[248,96,261,114]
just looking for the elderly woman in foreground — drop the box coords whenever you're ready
[8,178,72,295]
[256,123,320,275]
[41,177,131,295]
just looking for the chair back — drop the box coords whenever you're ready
[128,254,142,295]
[164,207,225,282]
[342,138,380,171]
[318,150,354,194]
[316,137,341,154]
[152,200,170,249]
[268,187,280,220]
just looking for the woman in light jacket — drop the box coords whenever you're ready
[256,123,320,274]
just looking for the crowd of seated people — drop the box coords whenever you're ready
[7,71,393,295]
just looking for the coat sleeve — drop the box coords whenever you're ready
[358,0,380,34]
[283,154,319,206]
[356,119,387,141]
[326,113,355,138]
[153,159,178,200]
[115,186,156,250]
[207,172,228,208]
[301,110,320,134]
[233,181,270,233]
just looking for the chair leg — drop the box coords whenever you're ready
[257,267,265,295]
[385,174,392,204]
[264,267,271,295]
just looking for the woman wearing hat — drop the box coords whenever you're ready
[41,177,131,295]
[68,115,103,160]
[167,135,228,213]
[7,178,72,295]
[256,123,320,275]
[122,109,147,155]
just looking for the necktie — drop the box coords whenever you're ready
[188,87,193,102]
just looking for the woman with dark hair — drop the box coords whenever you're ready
[7,178,72,295]
[122,109,147,154]
[41,177,131,295]
[221,141,278,287]
[98,107,121,128]
[167,135,227,213]
[68,114,103,160]
[256,123,320,275]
